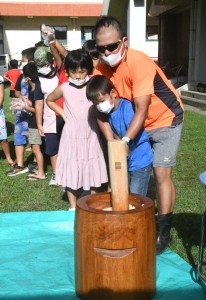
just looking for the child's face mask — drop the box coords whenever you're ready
[38,65,52,76]
[68,75,89,87]
[96,97,114,114]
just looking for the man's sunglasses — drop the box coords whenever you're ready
[95,39,122,54]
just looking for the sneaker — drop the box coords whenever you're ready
[49,173,57,186]
[6,165,29,177]
[29,162,38,174]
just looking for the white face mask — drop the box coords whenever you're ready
[96,99,114,114]
[69,75,89,86]
[100,43,125,67]
[38,65,52,76]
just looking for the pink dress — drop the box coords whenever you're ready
[56,82,108,191]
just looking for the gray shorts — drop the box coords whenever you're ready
[28,128,42,145]
[147,123,183,167]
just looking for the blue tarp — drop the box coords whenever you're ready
[0,211,205,300]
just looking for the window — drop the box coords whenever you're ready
[42,25,67,48]
[81,26,94,46]
[146,25,159,41]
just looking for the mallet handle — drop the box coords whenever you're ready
[108,140,129,211]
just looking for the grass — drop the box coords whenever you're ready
[0,86,68,212]
[1,85,206,271]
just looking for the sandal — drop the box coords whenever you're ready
[27,174,47,181]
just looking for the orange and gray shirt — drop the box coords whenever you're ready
[94,48,184,131]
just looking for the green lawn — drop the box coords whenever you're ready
[1,85,206,270]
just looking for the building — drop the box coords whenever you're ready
[1,0,205,88]
[0,0,103,60]
[103,0,206,87]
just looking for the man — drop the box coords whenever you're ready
[93,15,184,255]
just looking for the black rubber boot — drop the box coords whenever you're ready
[156,212,173,255]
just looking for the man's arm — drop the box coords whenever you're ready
[124,95,151,139]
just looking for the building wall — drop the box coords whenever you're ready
[105,0,158,61]
[0,0,102,59]
[189,0,206,83]
[1,16,99,59]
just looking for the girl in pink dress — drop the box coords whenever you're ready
[46,49,108,209]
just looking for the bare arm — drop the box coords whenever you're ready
[96,110,114,141]
[54,39,68,59]
[3,76,12,85]
[35,100,44,136]
[46,85,66,121]
[124,95,151,139]
[50,42,63,70]
[0,84,4,107]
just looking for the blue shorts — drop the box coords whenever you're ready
[128,163,152,196]
[44,133,59,156]
[14,111,28,146]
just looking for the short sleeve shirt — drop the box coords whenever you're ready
[4,69,22,90]
[94,48,184,130]
[107,98,153,171]
[34,74,58,133]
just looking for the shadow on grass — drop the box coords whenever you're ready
[6,120,14,136]
[173,212,203,267]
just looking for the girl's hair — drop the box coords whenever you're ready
[86,75,115,102]
[64,48,93,75]
[82,40,100,59]
[23,62,39,83]
[94,15,123,38]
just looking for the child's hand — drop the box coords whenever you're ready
[38,125,45,137]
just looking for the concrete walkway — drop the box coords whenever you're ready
[184,104,206,116]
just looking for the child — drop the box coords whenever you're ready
[41,25,99,71]
[86,75,153,196]
[3,59,22,97]
[0,76,14,166]
[6,47,37,177]
[34,46,61,185]
[46,49,108,209]
[7,47,36,176]
[22,62,46,180]
[82,39,100,69]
